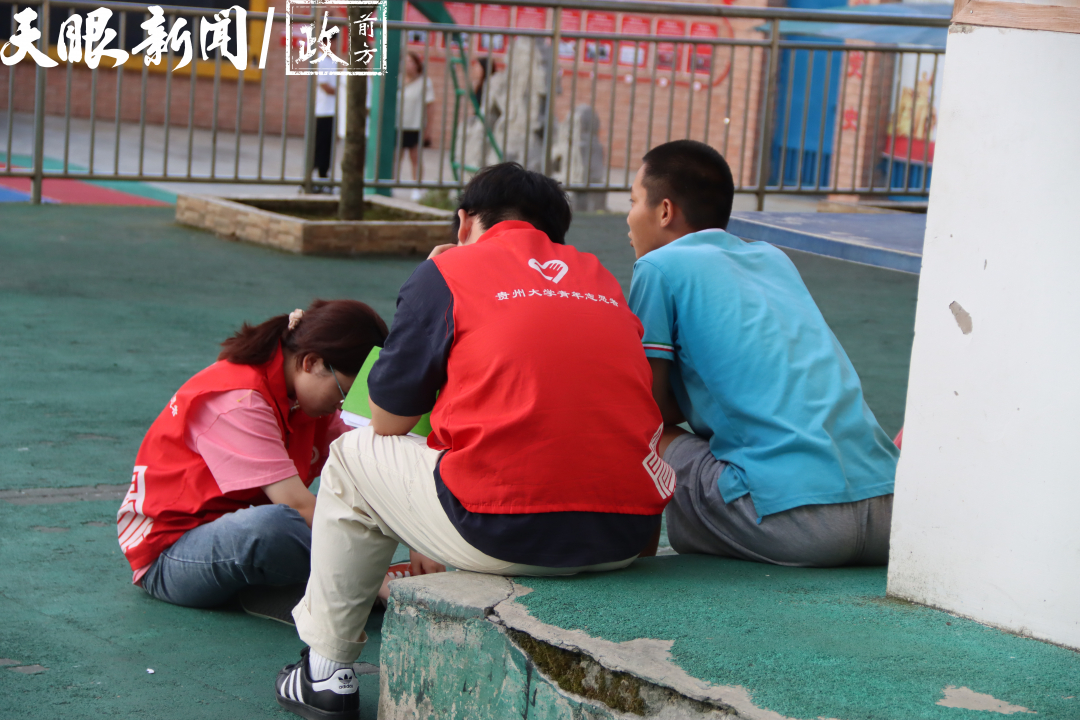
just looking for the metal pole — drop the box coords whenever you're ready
[501,32,514,164]
[256,42,268,179]
[302,68,316,193]
[233,64,245,179]
[522,35,536,172]
[542,7,562,177]
[721,44,734,158]
[643,40,660,164]
[163,14,175,176]
[4,4,15,177]
[279,71,289,180]
[419,30,433,184]
[185,44,196,178]
[883,51,904,191]
[564,31,581,188]
[622,36,641,186]
[920,53,938,193]
[63,8,73,173]
[813,50,831,191]
[701,44,717,146]
[776,48,795,190]
[603,43,618,191]
[113,11,126,175]
[829,49,849,193]
[850,50,868,190]
[794,51,813,188]
[31,0,51,204]
[437,30,452,184]
[663,42,677,144]
[737,46,753,190]
[139,51,150,176]
[210,48,222,179]
[755,18,781,211]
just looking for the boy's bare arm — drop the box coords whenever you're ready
[648,357,685,426]
[369,398,421,436]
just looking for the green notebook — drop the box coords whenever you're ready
[340,347,433,437]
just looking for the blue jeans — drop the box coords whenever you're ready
[141,504,311,608]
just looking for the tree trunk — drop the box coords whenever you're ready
[339,7,368,221]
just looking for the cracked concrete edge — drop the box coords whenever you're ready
[492,581,813,720]
[385,573,834,720]
[386,572,514,621]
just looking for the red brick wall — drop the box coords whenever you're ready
[1,42,313,136]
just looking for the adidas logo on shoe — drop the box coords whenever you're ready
[276,647,360,720]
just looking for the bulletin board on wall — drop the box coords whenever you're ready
[401,2,738,89]
[952,0,1080,34]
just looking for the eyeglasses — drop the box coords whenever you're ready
[327,363,347,407]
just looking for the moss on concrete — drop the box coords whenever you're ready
[509,629,648,715]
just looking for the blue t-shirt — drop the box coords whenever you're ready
[628,229,898,518]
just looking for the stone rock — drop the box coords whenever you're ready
[459,37,552,175]
[551,104,607,212]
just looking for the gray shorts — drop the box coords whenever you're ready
[664,433,893,567]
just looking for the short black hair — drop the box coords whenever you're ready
[455,163,572,245]
[641,140,735,231]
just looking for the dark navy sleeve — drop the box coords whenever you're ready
[368,259,454,417]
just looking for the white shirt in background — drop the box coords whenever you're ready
[315,56,341,118]
[398,76,436,130]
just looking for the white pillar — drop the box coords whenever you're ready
[887,23,1080,650]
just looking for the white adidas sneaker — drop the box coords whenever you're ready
[276,647,360,720]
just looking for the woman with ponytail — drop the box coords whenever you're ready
[116,299,388,610]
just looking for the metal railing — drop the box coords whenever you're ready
[1,0,949,207]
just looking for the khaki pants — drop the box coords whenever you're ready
[293,427,636,663]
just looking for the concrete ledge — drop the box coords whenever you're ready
[379,556,1080,719]
[175,194,452,256]
[380,572,734,719]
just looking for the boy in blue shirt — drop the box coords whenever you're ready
[627,140,899,566]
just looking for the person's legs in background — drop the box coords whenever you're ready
[399,131,422,200]
[312,116,335,192]
[140,503,310,608]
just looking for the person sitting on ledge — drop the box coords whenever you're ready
[625,140,899,568]
[274,163,675,720]
[116,300,387,610]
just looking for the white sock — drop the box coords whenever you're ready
[307,649,351,681]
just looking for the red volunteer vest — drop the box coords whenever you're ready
[117,346,332,571]
[430,221,675,515]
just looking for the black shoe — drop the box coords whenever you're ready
[276,647,360,720]
[239,583,306,625]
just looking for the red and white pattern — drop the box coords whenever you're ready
[117,465,153,553]
[643,424,677,500]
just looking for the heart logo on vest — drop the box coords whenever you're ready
[528,259,569,284]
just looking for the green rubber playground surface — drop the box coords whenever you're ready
[0,206,918,718]
[520,556,1080,718]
